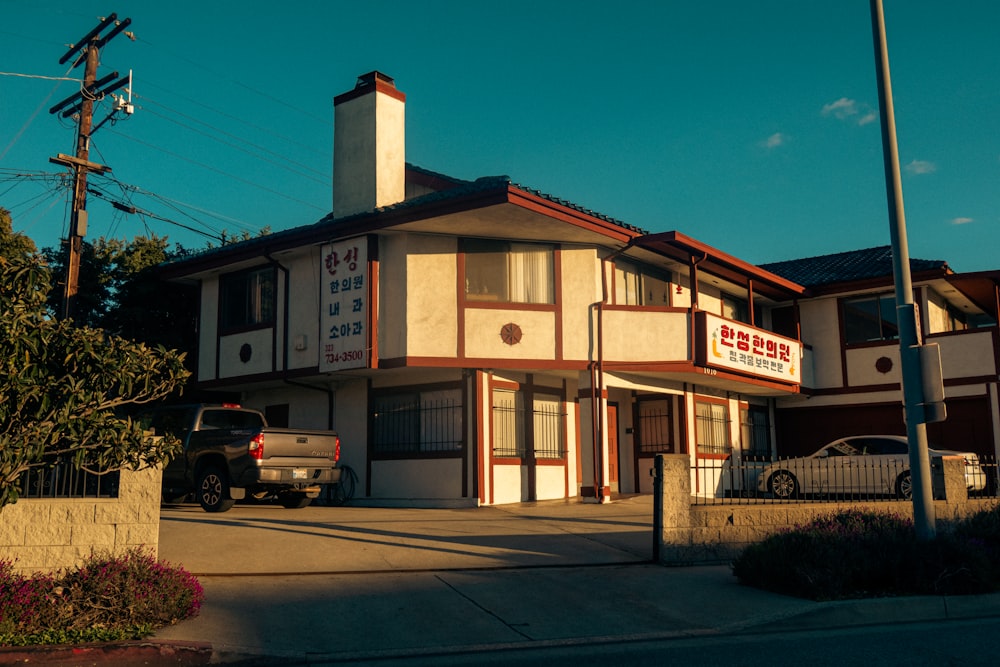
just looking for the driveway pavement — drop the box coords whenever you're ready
[6,495,1000,665]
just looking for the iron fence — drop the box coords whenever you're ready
[372,396,464,455]
[491,402,566,459]
[690,453,998,506]
[17,458,120,500]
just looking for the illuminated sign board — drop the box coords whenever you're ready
[695,311,801,384]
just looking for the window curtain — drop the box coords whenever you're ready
[508,244,553,304]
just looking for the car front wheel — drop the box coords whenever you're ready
[768,470,799,499]
[895,471,912,500]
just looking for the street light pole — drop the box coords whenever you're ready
[869,0,936,540]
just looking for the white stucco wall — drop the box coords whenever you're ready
[491,464,528,504]
[377,235,408,359]
[284,249,322,370]
[369,459,465,499]
[406,235,458,357]
[798,297,843,389]
[465,309,557,359]
[935,330,996,380]
[601,310,689,361]
[198,276,219,381]
[218,328,274,378]
[560,247,601,361]
[535,465,567,501]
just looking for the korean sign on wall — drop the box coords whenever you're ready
[319,237,369,372]
[695,311,801,384]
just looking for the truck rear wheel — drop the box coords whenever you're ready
[278,493,312,509]
[197,465,235,512]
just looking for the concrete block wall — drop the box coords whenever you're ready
[0,465,162,575]
[656,454,996,565]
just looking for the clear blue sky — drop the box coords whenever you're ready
[2,1,998,272]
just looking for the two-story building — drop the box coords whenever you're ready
[161,71,1000,506]
[762,247,1000,460]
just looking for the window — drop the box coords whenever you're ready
[843,293,898,344]
[945,305,967,332]
[199,408,265,431]
[220,266,276,331]
[695,400,730,456]
[739,405,770,458]
[614,261,670,306]
[372,389,463,456]
[491,388,566,459]
[492,389,525,457]
[636,398,674,453]
[464,239,554,304]
[722,294,749,323]
[531,394,565,459]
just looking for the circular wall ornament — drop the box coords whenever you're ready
[500,322,522,346]
[875,356,893,374]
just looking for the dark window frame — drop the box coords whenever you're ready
[219,265,277,333]
[462,238,556,305]
[842,292,899,345]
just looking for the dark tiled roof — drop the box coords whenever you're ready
[759,246,948,288]
[309,171,645,234]
[163,168,644,269]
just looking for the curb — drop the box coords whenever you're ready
[0,640,214,665]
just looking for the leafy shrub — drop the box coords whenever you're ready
[951,503,1000,561]
[0,548,203,646]
[732,507,1000,600]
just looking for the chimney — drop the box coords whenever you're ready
[333,71,406,218]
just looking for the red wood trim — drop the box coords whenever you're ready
[554,248,563,361]
[507,188,636,243]
[601,304,689,314]
[476,370,486,505]
[368,236,380,368]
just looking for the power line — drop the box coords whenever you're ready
[140,80,331,160]
[132,95,330,184]
[135,35,332,126]
[106,127,328,213]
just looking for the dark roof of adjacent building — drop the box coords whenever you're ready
[759,246,949,288]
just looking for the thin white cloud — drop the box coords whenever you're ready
[822,97,858,119]
[950,217,974,225]
[858,111,878,126]
[822,97,877,126]
[762,132,785,149]
[905,159,936,175]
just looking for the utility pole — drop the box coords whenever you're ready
[48,14,132,321]
[869,0,947,541]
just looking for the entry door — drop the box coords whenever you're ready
[608,403,620,491]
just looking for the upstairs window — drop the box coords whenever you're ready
[220,266,275,331]
[464,239,554,304]
[722,293,749,324]
[614,261,670,306]
[843,293,898,344]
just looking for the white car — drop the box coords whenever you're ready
[757,435,986,500]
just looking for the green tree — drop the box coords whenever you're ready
[0,208,37,258]
[43,234,198,363]
[0,233,190,509]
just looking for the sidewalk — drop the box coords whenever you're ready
[8,495,1000,664]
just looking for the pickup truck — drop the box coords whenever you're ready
[144,404,342,512]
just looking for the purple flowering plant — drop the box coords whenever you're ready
[0,547,203,646]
